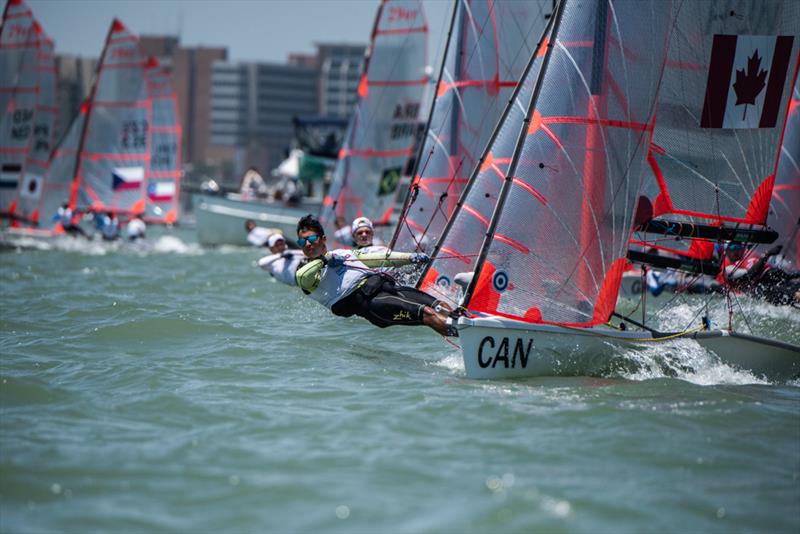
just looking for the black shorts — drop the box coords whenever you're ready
[331,274,438,328]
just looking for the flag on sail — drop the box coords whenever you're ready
[19,173,41,199]
[701,34,795,129]
[0,163,21,189]
[147,181,175,202]
[112,166,144,191]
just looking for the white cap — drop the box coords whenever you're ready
[267,233,286,248]
[351,217,373,236]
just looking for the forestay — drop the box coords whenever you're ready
[390,0,548,258]
[66,19,151,219]
[144,57,182,225]
[320,0,428,245]
[445,0,677,325]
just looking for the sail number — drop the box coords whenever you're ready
[477,336,533,369]
[120,120,148,149]
[11,108,34,140]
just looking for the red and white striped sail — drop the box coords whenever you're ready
[419,22,554,309]
[50,19,151,224]
[0,0,36,213]
[391,0,550,256]
[769,78,799,266]
[319,0,428,245]
[144,57,181,225]
[429,0,678,325]
[11,22,55,224]
[641,2,800,228]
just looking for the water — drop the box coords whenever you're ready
[1,230,799,533]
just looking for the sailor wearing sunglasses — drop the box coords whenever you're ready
[294,214,457,337]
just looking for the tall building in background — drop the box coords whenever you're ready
[316,43,366,118]
[53,55,95,144]
[208,60,319,178]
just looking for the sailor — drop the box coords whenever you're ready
[294,214,457,336]
[101,211,120,241]
[721,245,799,306]
[245,219,271,247]
[127,215,146,242]
[257,233,306,286]
[350,216,386,252]
[52,202,87,238]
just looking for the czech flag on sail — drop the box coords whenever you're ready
[147,181,175,202]
[112,166,144,191]
[701,34,794,129]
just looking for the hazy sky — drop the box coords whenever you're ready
[26,0,452,65]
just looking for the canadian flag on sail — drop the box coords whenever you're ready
[700,34,794,129]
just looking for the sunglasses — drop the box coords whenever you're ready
[297,234,321,246]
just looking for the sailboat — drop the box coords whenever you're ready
[143,57,182,225]
[319,0,429,247]
[423,0,800,380]
[24,18,152,236]
[390,0,550,261]
[0,0,56,225]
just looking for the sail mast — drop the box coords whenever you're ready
[67,19,118,212]
[462,0,566,306]
[417,9,558,289]
[389,0,459,249]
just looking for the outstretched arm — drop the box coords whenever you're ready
[295,258,325,294]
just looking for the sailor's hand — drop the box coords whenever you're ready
[409,253,430,265]
[327,254,346,268]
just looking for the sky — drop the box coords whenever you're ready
[26,0,452,66]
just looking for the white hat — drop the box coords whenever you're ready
[351,217,373,236]
[267,233,286,247]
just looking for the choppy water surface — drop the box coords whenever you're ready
[1,229,798,533]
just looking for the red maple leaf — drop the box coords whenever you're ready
[732,49,768,120]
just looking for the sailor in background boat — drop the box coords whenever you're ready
[52,202,88,238]
[294,214,457,336]
[100,211,120,241]
[720,244,800,307]
[245,219,271,247]
[349,217,386,252]
[257,234,306,286]
[126,215,146,242]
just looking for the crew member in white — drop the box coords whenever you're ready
[294,214,456,336]
[257,233,306,286]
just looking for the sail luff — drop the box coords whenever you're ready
[462,0,567,307]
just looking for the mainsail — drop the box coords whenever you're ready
[144,57,182,225]
[390,0,549,257]
[319,0,428,245]
[429,0,678,324]
[43,19,151,227]
[0,0,55,221]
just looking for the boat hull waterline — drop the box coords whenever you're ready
[456,316,800,381]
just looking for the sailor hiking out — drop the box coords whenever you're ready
[258,233,306,286]
[294,214,457,336]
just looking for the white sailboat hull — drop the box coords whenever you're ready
[192,194,320,246]
[457,315,657,379]
[692,331,800,380]
[456,316,800,380]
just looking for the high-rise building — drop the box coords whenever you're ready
[52,55,96,144]
[208,60,319,177]
[316,43,366,118]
